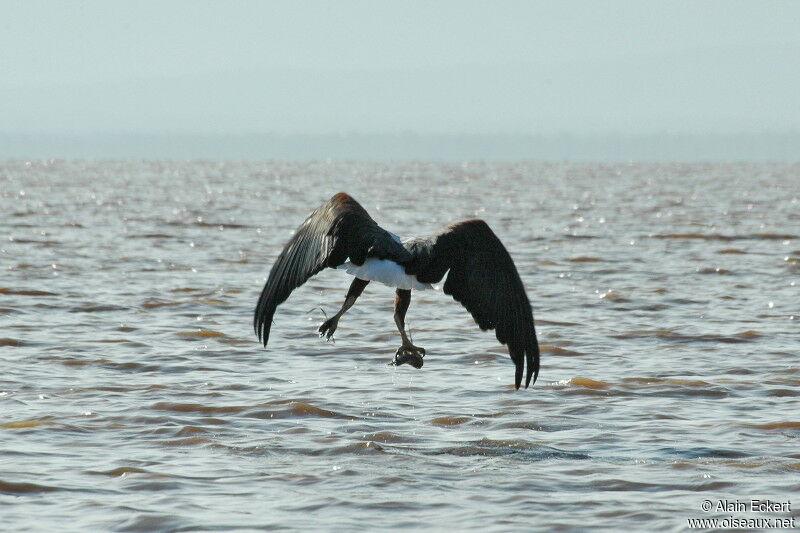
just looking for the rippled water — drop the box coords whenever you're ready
[2,160,798,531]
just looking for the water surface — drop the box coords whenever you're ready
[1,160,798,531]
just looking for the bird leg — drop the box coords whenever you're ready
[318,278,369,341]
[390,289,425,369]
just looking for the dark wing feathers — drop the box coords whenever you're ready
[254,193,410,347]
[413,219,540,389]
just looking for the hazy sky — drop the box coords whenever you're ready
[3,0,799,134]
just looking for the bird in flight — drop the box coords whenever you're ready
[254,193,540,389]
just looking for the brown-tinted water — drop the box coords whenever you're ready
[1,160,798,531]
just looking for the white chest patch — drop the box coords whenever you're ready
[338,258,433,291]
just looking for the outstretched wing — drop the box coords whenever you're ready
[409,219,540,389]
[254,192,411,347]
